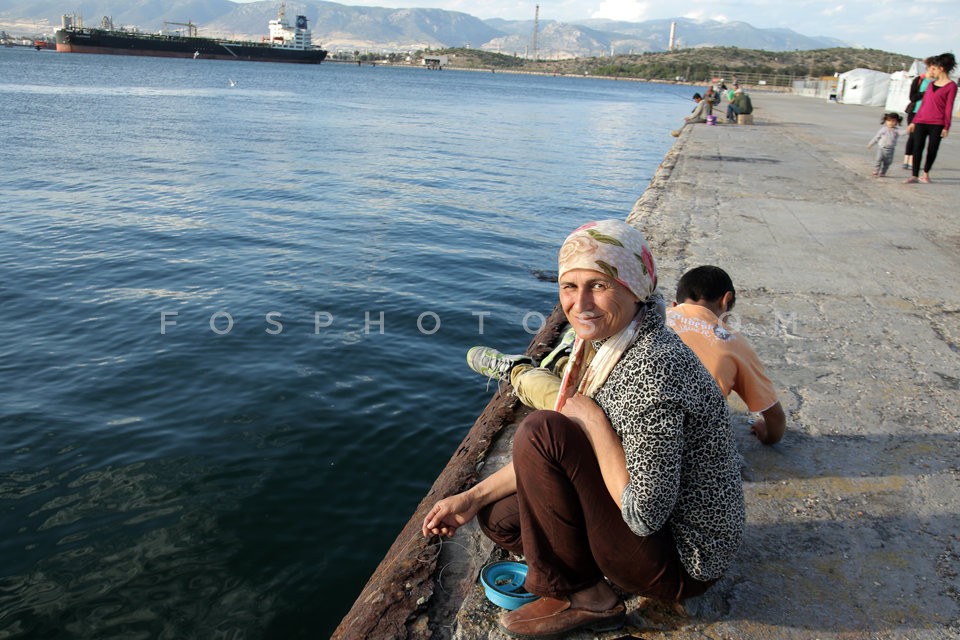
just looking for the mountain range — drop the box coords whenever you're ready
[0,0,848,57]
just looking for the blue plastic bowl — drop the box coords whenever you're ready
[479,561,540,610]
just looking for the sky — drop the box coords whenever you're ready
[245,0,958,58]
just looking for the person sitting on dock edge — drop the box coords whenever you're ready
[467,265,786,445]
[666,265,786,444]
[423,220,744,638]
[704,86,720,108]
[684,92,711,124]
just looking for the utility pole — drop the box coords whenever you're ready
[532,4,539,61]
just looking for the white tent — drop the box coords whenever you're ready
[837,68,891,107]
[885,60,926,114]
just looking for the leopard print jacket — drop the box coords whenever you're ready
[593,306,745,581]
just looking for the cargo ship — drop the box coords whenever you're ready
[55,3,327,64]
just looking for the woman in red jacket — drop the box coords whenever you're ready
[906,52,957,184]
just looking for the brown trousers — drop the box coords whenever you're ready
[478,410,714,601]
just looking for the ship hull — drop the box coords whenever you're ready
[55,29,327,64]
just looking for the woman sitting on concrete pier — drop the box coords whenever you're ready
[422,219,745,638]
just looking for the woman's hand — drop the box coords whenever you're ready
[421,491,481,539]
[908,123,915,134]
[561,394,609,437]
[562,394,629,507]
[422,463,518,539]
[942,129,950,139]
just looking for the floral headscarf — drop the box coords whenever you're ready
[554,219,659,409]
[557,219,657,301]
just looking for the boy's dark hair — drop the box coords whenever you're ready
[882,112,903,125]
[692,92,702,100]
[676,265,736,310]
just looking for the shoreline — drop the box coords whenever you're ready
[335,92,960,639]
[339,58,796,91]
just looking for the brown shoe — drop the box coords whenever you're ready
[499,595,626,638]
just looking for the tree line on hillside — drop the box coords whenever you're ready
[418,46,915,83]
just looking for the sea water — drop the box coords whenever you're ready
[0,47,690,638]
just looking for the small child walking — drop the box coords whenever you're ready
[867,112,902,177]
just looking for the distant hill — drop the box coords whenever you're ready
[429,46,915,85]
[578,18,845,52]
[479,19,844,60]
[0,0,859,56]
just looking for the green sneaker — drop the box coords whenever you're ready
[539,326,577,371]
[466,346,532,383]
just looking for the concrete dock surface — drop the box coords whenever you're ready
[336,91,960,639]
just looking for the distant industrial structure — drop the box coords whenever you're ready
[668,21,677,51]
[531,4,539,61]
